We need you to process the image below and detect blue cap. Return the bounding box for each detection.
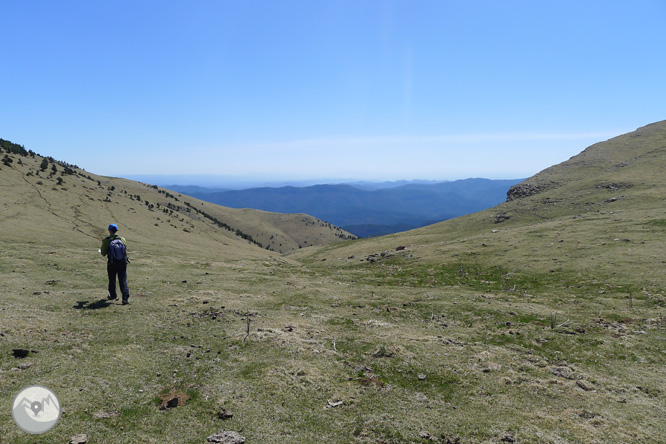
[108,224,118,232]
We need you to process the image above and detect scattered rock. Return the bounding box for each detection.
[552,366,575,380]
[372,346,396,358]
[396,246,406,251]
[441,338,464,347]
[419,431,434,440]
[506,182,547,201]
[326,400,343,408]
[16,362,32,370]
[576,380,594,391]
[93,410,120,419]
[418,373,427,380]
[69,434,88,444]
[12,348,31,358]
[494,212,511,223]
[217,408,234,420]
[501,435,516,443]
[598,182,633,191]
[206,430,246,444]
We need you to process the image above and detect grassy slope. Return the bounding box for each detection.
[287,120,666,442]
[0,152,355,256]
[1,123,665,444]
[292,120,666,282]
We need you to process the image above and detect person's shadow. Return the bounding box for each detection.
[73,299,113,310]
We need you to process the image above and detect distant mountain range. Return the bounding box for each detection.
[168,178,523,237]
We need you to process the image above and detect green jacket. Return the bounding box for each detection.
[101,234,127,259]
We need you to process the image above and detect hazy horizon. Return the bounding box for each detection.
[120,173,527,190]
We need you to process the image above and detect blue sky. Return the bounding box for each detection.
[1,1,664,184]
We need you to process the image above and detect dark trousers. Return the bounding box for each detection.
[107,261,130,300]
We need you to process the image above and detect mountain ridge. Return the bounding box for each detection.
[0,142,356,255]
[291,120,666,284]
[176,178,522,237]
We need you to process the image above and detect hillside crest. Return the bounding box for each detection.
[0,140,356,256]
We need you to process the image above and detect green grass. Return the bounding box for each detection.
[2,234,666,443]
[3,123,666,442]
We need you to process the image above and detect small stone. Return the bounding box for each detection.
[206,430,246,444]
[217,408,234,420]
[418,373,427,380]
[552,366,574,380]
[419,431,433,440]
[93,410,119,419]
[69,434,88,444]
[576,380,593,391]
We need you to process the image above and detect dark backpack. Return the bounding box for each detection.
[108,238,127,264]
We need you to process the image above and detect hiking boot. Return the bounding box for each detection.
[108,294,118,301]
[122,298,129,305]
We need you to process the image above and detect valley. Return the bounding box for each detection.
[169,178,522,238]
[1,122,666,443]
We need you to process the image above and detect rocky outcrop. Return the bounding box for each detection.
[505,182,545,202]
[206,431,245,444]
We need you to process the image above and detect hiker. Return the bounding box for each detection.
[100,223,130,305]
